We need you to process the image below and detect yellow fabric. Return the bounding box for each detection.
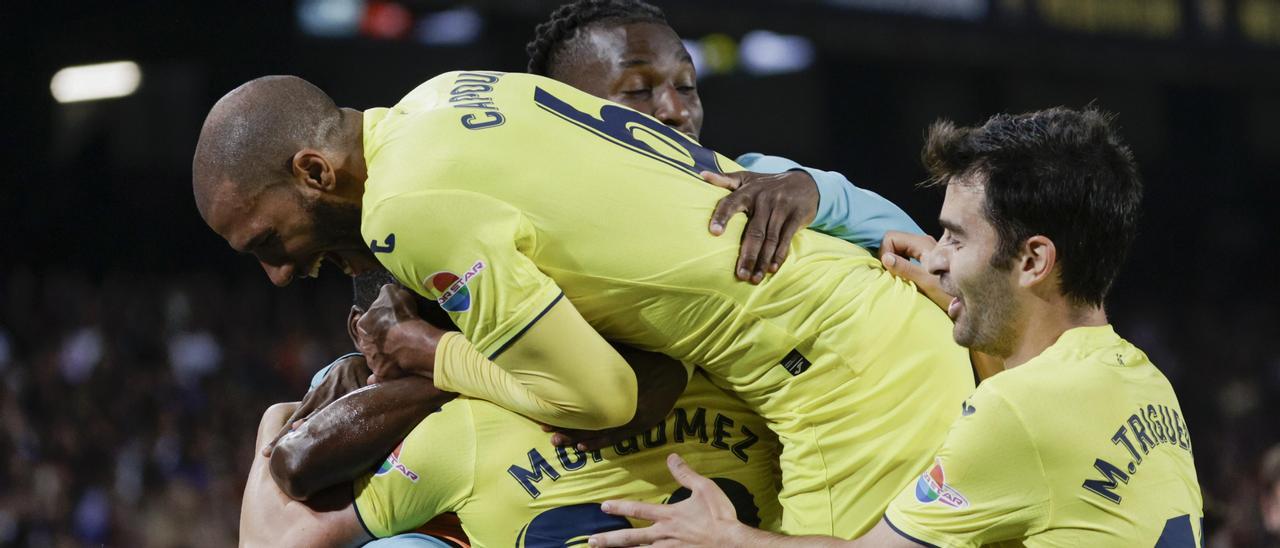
[434,307,638,430]
[352,373,783,544]
[361,70,973,536]
[885,325,1203,547]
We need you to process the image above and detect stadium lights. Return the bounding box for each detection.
[740,31,815,76]
[50,61,142,104]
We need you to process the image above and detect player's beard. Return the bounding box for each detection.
[305,196,362,250]
[952,263,1021,357]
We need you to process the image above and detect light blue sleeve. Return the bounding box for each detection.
[735,153,924,250]
[309,352,362,390]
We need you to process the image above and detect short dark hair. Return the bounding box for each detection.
[526,0,667,77]
[352,270,398,311]
[352,271,459,331]
[923,107,1143,307]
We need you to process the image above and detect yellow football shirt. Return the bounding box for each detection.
[353,373,782,545]
[884,325,1202,547]
[361,70,973,535]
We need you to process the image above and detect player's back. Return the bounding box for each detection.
[353,373,782,547]
[362,71,972,535]
[1001,326,1202,545]
[885,325,1202,547]
[362,70,969,413]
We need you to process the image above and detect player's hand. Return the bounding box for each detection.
[589,453,743,547]
[356,284,443,384]
[878,231,950,311]
[705,170,819,285]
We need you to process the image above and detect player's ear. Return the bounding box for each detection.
[1018,235,1057,289]
[347,306,363,349]
[290,148,336,192]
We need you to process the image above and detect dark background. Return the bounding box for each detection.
[3,0,1279,545]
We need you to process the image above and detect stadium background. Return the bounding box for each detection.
[3,0,1280,545]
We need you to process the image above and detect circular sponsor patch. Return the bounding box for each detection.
[429,272,471,312]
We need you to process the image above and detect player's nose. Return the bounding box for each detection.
[925,246,949,277]
[654,85,694,136]
[261,261,295,287]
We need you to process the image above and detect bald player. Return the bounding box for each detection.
[193,76,642,434]
[193,72,972,536]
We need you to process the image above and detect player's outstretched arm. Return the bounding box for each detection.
[270,376,454,501]
[587,454,916,548]
[355,282,639,431]
[547,345,691,451]
[433,297,640,430]
[241,402,371,548]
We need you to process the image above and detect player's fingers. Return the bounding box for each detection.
[666,453,713,492]
[881,252,930,282]
[882,253,950,310]
[736,202,770,281]
[709,192,750,236]
[600,499,670,522]
[588,524,663,548]
[878,231,936,262]
[769,216,805,273]
[751,203,790,283]
[701,170,743,191]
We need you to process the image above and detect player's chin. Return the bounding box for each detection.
[952,320,976,348]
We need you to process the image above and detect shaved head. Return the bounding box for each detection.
[192,75,343,217]
[193,75,378,287]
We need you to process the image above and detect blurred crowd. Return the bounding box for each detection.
[0,267,351,547]
[1,257,1278,546]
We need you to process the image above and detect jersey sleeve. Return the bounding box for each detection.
[883,384,1051,548]
[362,189,565,358]
[353,401,477,538]
[735,152,924,250]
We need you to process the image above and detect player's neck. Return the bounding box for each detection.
[339,108,369,191]
[1004,298,1108,369]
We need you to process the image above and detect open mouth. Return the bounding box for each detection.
[298,252,355,279]
[947,296,963,320]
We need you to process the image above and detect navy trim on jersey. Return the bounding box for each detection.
[488,292,564,360]
[352,483,378,539]
[883,516,940,548]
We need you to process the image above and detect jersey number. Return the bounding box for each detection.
[1154,514,1203,548]
[533,86,723,178]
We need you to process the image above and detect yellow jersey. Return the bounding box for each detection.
[353,373,782,546]
[885,325,1203,547]
[360,71,973,535]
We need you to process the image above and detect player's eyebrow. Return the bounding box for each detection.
[236,230,271,254]
[938,218,966,237]
[618,58,652,68]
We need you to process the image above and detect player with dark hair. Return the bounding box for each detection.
[239,270,783,547]
[590,107,1204,547]
[526,0,926,284]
